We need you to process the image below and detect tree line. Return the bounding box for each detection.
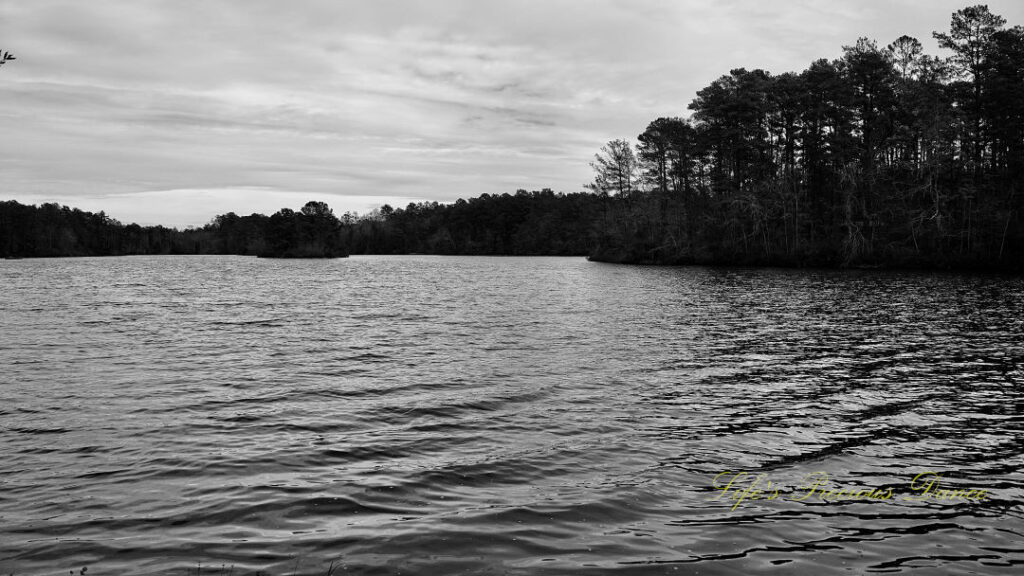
[0,191,604,258]
[587,4,1024,269]
[340,190,601,255]
[0,200,348,258]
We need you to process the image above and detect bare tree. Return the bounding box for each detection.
[588,139,639,197]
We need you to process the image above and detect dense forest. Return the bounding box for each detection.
[2,5,1022,270]
[587,4,1024,269]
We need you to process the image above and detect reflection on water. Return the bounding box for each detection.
[1,256,1023,575]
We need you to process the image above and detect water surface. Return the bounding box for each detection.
[2,255,1023,575]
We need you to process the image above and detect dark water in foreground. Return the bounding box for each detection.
[2,255,1023,575]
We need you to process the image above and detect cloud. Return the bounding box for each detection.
[1,0,1023,226]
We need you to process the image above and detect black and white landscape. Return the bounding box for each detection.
[1,2,1023,575]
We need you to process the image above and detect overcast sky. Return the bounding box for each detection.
[2,1,1023,227]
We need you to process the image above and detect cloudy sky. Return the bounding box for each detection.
[2,0,1023,227]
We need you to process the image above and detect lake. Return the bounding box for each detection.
[2,255,1023,575]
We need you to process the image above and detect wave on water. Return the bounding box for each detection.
[1,256,1023,575]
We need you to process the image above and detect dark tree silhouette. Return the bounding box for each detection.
[589,4,1023,270]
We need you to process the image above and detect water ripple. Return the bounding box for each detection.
[1,256,1022,575]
